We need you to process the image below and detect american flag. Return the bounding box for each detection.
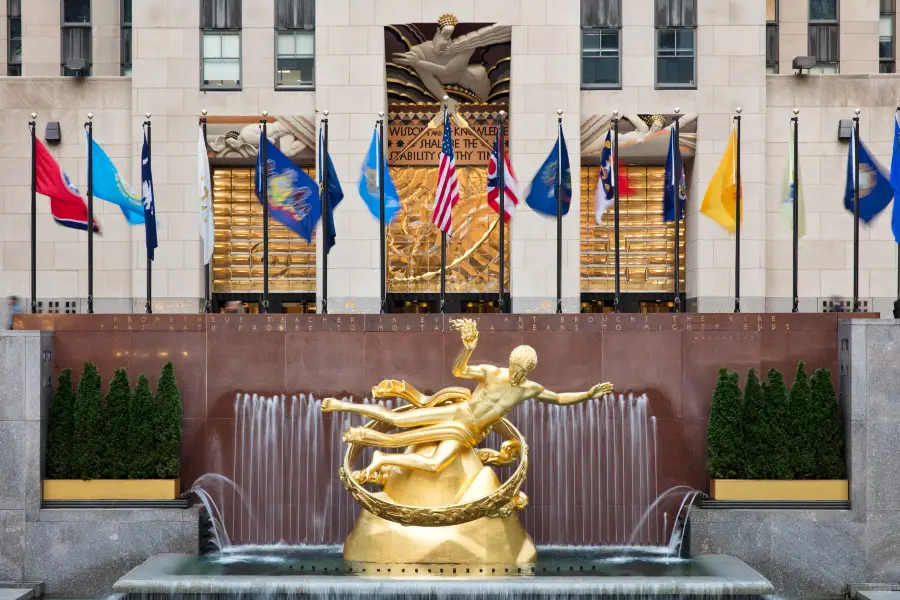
[487,134,519,222]
[432,111,460,235]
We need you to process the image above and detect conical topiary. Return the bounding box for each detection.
[102,368,132,479]
[46,369,76,479]
[153,362,182,479]
[763,368,793,479]
[130,375,155,479]
[786,361,815,478]
[707,368,744,479]
[811,368,846,479]
[741,368,768,479]
[73,362,103,479]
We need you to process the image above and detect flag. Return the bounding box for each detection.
[34,138,99,233]
[700,126,741,232]
[86,134,144,225]
[318,127,345,253]
[525,125,572,217]
[663,128,687,222]
[487,134,519,222]
[844,126,893,223]
[432,111,460,235]
[198,126,214,266]
[141,132,158,261]
[781,120,805,237]
[255,131,322,244]
[358,128,401,223]
[891,113,900,242]
[595,128,615,224]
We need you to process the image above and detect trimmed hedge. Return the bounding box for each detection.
[707,362,845,480]
[45,362,182,481]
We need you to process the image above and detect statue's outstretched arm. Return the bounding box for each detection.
[449,318,485,380]
[536,382,613,406]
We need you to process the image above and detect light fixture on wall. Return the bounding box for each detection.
[837,119,853,141]
[45,122,62,144]
[792,56,816,74]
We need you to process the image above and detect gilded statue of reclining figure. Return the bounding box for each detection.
[322,318,613,483]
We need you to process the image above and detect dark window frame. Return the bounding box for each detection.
[200,0,242,91]
[274,0,315,91]
[654,0,697,89]
[7,0,21,76]
[120,0,131,76]
[581,0,622,89]
[767,0,779,73]
[60,0,92,76]
[808,0,839,73]
[880,0,896,73]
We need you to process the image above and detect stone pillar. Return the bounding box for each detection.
[0,331,53,581]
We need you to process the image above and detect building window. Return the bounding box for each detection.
[201,0,242,89]
[808,0,839,73]
[275,0,315,89]
[581,0,621,88]
[61,0,91,76]
[880,0,896,73]
[766,0,779,74]
[7,0,21,76]
[121,0,131,76]
[655,0,696,88]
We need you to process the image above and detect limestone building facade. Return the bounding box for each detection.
[0,0,898,316]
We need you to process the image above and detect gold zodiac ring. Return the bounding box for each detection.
[339,405,530,527]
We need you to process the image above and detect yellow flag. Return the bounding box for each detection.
[700,128,742,232]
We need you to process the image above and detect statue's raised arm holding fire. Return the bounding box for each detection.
[322,318,613,483]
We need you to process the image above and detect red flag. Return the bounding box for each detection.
[487,136,519,222]
[35,138,100,233]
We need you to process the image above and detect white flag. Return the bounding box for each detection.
[198,126,214,265]
[595,129,615,224]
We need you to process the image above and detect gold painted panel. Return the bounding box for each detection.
[580,166,685,293]
[212,166,317,294]
[387,166,509,294]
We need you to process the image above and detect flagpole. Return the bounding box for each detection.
[896,107,900,310]
[556,109,563,315]
[377,112,386,314]
[498,109,507,313]
[734,107,742,314]
[321,110,330,315]
[29,113,37,314]
[792,108,800,313]
[261,111,269,314]
[440,96,449,315]
[853,108,861,313]
[144,113,152,314]
[85,113,94,315]
[200,110,211,313]
[612,110,621,312]
[673,107,681,314]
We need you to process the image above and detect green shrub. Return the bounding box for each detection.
[741,368,767,479]
[46,369,75,479]
[72,363,103,479]
[153,362,182,479]
[707,368,744,479]
[786,362,816,479]
[129,375,156,479]
[811,368,846,479]
[102,368,132,479]
[763,369,793,479]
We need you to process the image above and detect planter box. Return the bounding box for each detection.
[42,479,180,501]
[710,479,848,501]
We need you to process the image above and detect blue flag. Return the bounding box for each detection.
[844,126,892,223]
[318,127,344,253]
[525,124,572,217]
[87,134,144,225]
[891,114,900,242]
[141,133,158,261]
[358,128,401,223]
[255,131,321,244]
[664,129,687,222]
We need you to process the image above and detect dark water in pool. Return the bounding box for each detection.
[185,546,701,578]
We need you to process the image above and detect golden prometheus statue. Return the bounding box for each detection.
[322,318,613,565]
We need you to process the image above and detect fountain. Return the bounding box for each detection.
[114,319,773,598]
